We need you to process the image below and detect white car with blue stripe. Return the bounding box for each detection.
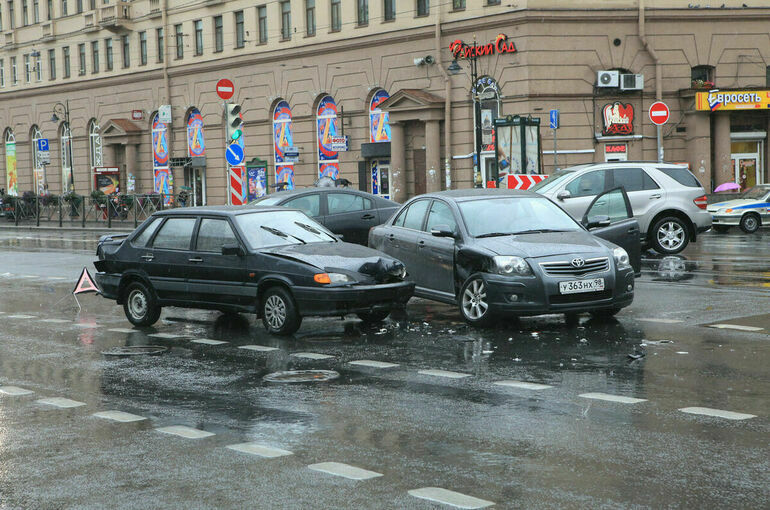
[707,185,770,233]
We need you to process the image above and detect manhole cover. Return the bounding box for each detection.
[263,370,340,383]
[101,346,169,356]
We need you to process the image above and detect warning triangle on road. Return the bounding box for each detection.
[73,267,101,295]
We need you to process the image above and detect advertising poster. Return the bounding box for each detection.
[5,141,17,196]
[481,109,494,147]
[152,114,169,168]
[524,124,540,174]
[247,166,267,201]
[369,90,391,143]
[495,125,512,178]
[273,100,295,189]
[186,109,206,157]
[510,125,522,174]
[316,95,340,179]
[96,173,119,194]
[154,168,172,197]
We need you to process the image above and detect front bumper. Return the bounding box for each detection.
[292,280,415,317]
[482,267,635,316]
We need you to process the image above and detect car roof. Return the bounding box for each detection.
[414,189,541,202]
[154,205,289,216]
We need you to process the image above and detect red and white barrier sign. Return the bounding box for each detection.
[229,166,245,205]
[505,174,549,190]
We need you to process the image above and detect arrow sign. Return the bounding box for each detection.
[216,78,234,100]
[649,101,670,126]
[225,142,244,166]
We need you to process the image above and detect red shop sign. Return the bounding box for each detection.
[450,34,516,59]
[602,102,634,136]
[605,144,627,154]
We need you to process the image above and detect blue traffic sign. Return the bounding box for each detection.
[549,109,559,130]
[225,142,244,166]
[37,138,49,151]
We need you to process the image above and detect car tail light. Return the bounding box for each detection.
[693,195,708,209]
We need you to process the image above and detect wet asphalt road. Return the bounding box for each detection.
[0,228,768,509]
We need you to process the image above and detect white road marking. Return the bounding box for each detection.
[74,323,99,329]
[493,380,553,390]
[19,275,37,278]
[148,333,184,339]
[579,392,647,404]
[190,339,229,345]
[46,277,67,280]
[418,369,471,379]
[708,324,764,332]
[679,407,756,420]
[408,487,495,509]
[6,314,35,319]
[636,318,684,324]
[0,386,35,396]
[36,397,87,408]
[92,410,147,423]
[155,425,215,439]
[349,360,400,369]
[291,352,334,360]
[226,442,293,458]
[40,319,72,324]
[308,462,383,480]
[108,328,137,333]
[238,345,279,352]
[676,351,689,355]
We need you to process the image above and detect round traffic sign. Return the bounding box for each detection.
[649,101,670,126]
[225,142,244,166]
[216,79,234,100]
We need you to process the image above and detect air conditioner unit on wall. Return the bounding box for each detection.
[620,74,644,91]
[597,70,620,88]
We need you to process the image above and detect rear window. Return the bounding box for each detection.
[657,167,701,188]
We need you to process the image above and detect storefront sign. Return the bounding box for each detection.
[605,144,627,154]
[450,34,516,59]
[94,166,120,174]
[696,90,770,111]
[602,102,634,136]
[330,135,349,152]
[131,110,144,121]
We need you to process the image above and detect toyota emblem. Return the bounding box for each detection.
[571,257,585,268]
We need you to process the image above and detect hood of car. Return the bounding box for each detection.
[707,199,769,212]
[262,242,405,281]
[474,231,608,258]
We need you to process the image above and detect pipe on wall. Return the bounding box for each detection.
[638,0,662,101]
[435,12,452,189]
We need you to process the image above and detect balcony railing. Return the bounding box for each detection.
[99,1,132,31]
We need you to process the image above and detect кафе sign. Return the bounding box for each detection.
[696,90,770,111]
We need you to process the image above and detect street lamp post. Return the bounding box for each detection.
[448,41,483,188]
[51,100,74,192]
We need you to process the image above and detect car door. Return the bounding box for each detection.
[415,199,457,296]
[187,217,250,306]
[582,187,642,274]
[323,192,377,245]
[609,167,665,225]
[558,169,609,219]
[143,216,198,301]
[282,193,322,220]
[379,199,431,281]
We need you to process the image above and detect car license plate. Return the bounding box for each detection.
[559,278,605,294]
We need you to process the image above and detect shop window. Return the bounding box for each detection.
[691,65,714,88]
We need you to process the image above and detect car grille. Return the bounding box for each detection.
[549,289,613,305]
[539,257,609,277]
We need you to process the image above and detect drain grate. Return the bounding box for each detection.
[101,345,169,356]
[263,370,340,383]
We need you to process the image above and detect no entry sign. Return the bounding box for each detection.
[649,101,670,126]
[216,79,234,100]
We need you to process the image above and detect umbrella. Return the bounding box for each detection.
[713,182,741,192]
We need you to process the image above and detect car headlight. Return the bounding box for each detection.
[493,256,532,276]
[613,247,631,270]
[313,272,354,284]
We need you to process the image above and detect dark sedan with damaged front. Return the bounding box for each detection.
[94,206,413,335]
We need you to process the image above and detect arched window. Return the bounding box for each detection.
[4,128,18,196]
[272,100,295,189]
[60,122,73,192]
[31,125,45,194]
[316,94,340,179]
[369,89,391,143]
[88,119,102,168]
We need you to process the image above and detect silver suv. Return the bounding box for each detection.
[532,162,712,254]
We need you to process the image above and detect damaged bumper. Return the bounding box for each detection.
[292,281,415,316]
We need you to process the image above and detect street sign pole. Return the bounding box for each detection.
[657,126,663,162]
[550,109,559,170]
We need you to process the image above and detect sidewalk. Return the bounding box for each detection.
[0,221,134,232]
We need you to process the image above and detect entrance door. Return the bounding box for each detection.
[371,159,391,200]
[413,149,426,196]
[733,155,759,190]
[184,167,206,206]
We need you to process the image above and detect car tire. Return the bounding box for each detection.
[713,225,730,234]
[356,310,390,323]
[459,276,494,327]
[261,286,302,336]
[122,281,161,327]
[589,308,621,320]
[650,216,689,254]
[739,213,760,234]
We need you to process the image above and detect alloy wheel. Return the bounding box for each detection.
[264,295,287,329]
[462,279,488,320]
[128,289,148,320]
[657,221,685,251]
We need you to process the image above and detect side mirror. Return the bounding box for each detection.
[221,244,244,256]
[556,190,571,201]
[430,224,456,238]
[584,215,612,229]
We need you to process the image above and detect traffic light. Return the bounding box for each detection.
[224,103,243,143]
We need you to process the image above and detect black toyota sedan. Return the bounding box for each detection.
[94,206,414,335]
[249,188,400,245]
[369,188,641,326]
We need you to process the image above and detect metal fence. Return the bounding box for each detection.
[0,194,191,229]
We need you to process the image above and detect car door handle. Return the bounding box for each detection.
[418,240,426,249]
[361,213,375,220]
[650,194,662,199]
[140,254,154,261]
[387,234,395,242]
[188,257,203,263]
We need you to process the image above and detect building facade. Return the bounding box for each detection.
[2,0,770,204]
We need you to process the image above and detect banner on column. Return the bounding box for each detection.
[229,166,245,205]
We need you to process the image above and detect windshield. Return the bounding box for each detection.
[741,186,770,200]
[235,210,336,249]
[458,197,581,237]
[529,169,576,193]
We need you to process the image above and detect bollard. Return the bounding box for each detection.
[58,198,63,227]
[81,198,86,228]
[36,195,40,227]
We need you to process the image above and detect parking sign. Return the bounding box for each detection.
[36,138,51,165]
[37,138,49,151]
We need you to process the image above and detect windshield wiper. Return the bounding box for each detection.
[476,232,517,238]
[511,229,572,235]
[294,221,336,241]
[260,225,306,244]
